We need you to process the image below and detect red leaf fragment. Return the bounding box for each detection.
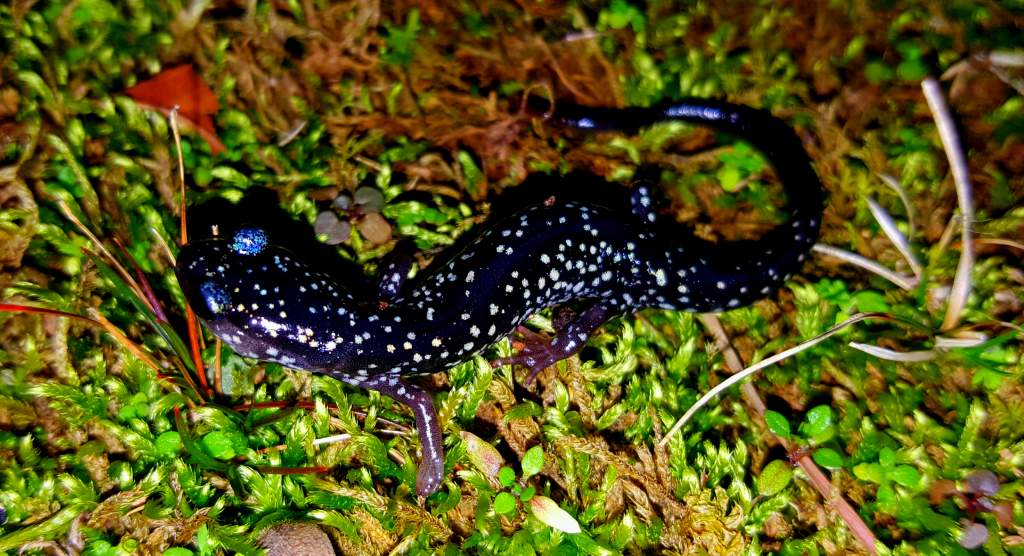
[124,64,225,154]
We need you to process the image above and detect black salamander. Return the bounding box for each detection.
[175,99,824,496]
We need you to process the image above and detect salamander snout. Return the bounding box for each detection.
[176,241,232,322]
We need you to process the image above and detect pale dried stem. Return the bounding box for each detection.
[922,78,974,331]
[169,107,188,245]
[876,173,917,241]
[812,244,917,290]
[866,197,923,278]
[150,226,177,266]
[848,342,937,362]
[975,238,1024,251]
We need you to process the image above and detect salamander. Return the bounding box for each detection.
[175,99,824,496]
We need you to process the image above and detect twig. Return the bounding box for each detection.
[214,339,223,396]
[169,106,188,245]
[975,238,1024,251]
[922,78,974,331]
[150,226,177,266]
[169,106,210,397]
[276,120,307,147]
[694,314,880,555]
[812,244,918,290]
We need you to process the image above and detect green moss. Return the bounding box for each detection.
[1,1,1022,554]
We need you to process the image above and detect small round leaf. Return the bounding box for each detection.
[357,213,392,245]
[800,405,835,442]
[460,431,504,481]
[155,431,182,457]
[812,448,844,469]
[201,431,235,460]
[891,465,921,488]
[529,495,581,534]
[494,492,517,515]
[354,186,385,213]
[960,522,989,549]
[764,410,791,438]
[521,445,544,478]
[498,466,516,488]
[756,459,793,496]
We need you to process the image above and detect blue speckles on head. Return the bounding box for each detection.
[231,227,268,256]
[199,281,230,316]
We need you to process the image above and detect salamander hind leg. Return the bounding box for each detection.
[493,304,614,385]
[365,375,445,496]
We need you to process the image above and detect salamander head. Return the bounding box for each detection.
[176,226,356,370]
[176,227,272,323]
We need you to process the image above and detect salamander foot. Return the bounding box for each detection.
[493,304,614,386]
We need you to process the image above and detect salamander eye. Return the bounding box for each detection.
[231,227,268,255]
[199,281,231,316]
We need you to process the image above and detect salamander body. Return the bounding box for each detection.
[176,99,824,495]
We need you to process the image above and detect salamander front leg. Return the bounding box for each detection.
[493,304,614,385]
[365,375,444,496]
[376,252,414,302]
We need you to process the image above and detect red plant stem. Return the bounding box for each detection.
[0,303,97,323]
[252,465,330,475]
[185,304,211,397]
[114,238,170,323]
[699,314,879,555]
[214,339,222,396]
[234,400,327,411]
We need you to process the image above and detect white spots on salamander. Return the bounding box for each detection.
[186,192,816,387]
